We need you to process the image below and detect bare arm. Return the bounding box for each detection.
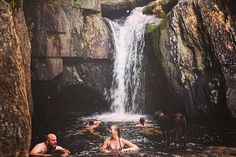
[55,146,70,157]
[121,139,139,153]
[100,138,111,153]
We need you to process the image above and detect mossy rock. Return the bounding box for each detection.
[143,0,178,18]
[145,18,168,60]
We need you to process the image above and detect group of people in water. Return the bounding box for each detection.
[30,117,153,156]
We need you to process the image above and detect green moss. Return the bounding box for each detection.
[93,17,103,32]
[82,35,90,47]
[71,1,83,9]
[145,17,168,60]
[146,24,159,34]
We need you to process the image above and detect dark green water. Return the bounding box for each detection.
[31,113,236,156]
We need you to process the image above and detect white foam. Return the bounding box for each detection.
[83,112,147,122]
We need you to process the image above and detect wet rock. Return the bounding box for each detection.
[204,146,236,157]
[31,58,63,81]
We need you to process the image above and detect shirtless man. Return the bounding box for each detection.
[101,124,139,154]
[30,133,70,157]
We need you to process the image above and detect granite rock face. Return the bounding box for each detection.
[0,0,32,156]
[24,0,113,115]
[147,0,236,119]
[24,0,113,91]
[101,0,154,18]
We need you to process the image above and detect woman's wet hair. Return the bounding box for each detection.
[117,127,121,138]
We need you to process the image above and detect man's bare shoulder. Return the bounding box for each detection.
[34,142,46,148]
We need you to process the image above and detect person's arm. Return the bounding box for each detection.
[134,124,143,127]
[30,144,52,157]
[121,139,139,153]
[95,120,101,124]
[55,146,70,157]
[94,121,101,128]
[100,138,111,153]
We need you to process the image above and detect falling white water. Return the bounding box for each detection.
[106,7,158,115]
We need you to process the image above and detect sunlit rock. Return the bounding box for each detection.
[147,0,236,119]
[0,0,32,156]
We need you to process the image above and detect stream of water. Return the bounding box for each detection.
[107,7,159,114]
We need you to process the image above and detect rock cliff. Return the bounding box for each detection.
[146,0,236,120]
[0,0,32,156]
[23,0,113,115]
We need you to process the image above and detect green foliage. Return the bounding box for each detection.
[71,1,82,9]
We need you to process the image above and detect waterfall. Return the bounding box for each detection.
[106,7,158,114]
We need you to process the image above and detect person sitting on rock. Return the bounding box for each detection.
[30,133,70,157]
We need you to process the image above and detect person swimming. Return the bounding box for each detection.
[100,124,139,154]
[65,120,102,138]
[30,133,70,157]
[85,120,101,131]
[135,117,153,128]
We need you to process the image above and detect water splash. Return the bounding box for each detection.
[84,112,145,122]
[106,7,158,114]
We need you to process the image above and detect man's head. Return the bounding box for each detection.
[139,117,145,125]
[45,133,57,149]
[88,120,94,126]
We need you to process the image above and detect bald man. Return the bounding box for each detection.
[30,133,70,156]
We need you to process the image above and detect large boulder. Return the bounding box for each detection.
[0,0,32,156]
[147,0,236,120]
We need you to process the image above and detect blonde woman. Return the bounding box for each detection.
[101,124,139,153]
